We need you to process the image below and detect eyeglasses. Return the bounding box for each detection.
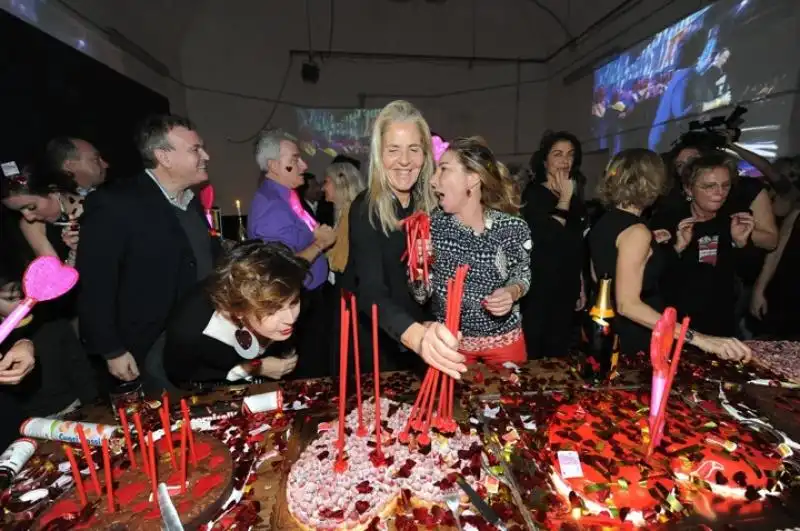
[696,182,731,193]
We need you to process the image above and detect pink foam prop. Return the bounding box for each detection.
[432,135,449,163]
[0,257,78,345]
[199,184,215,210]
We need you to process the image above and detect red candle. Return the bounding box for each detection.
[117,408,137,469]
[159,408,176,469]
[180,399,197,466]
[161,392,174,467]
[132,412,150,480]
[179,421,188,494]
[402,368,434,438]
[148,432,157,508]
[63,445,88,506]
[162,391,170,423]
[335,307,350,473]
[75,425,102,495]
[101,438,114,513]
[337,296,347,448]
[349,294,367,437]
[371,304,384,462]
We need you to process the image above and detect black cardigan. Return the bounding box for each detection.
[76,173,221,361]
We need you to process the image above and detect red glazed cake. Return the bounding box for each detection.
[34,432,234,530]
[547,390,785,527]
[286,398,482,530]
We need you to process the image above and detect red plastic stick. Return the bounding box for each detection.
[118,408,137,469]
[417,370,441,446]
[647,317,690,457]
[63,445,87,506]
[159,408,176,469]
[132,412,149,480]
[179,421,187,494]
[75,425,102,496]
[148,432,157,508]
[335,307,350,473]
[180,399,197,466]
[402,368,434,440]
[349,294,367,437]
[411,368,436,432]
[371,304,385,464]
[101,438,114,513]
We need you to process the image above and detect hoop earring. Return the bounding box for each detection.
[234,323,260,359]
[686,195,693,203]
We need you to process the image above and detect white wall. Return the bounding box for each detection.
[9,0,799,211]
[180,0,555,214]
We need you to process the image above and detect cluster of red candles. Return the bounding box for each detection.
[399,265,469,446]
[646,308,690,457]
[334,293,384,473]
[400,212,432,285]
[63,394,199,512]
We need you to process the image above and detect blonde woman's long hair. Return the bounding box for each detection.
[367,100,437,236]
[325,161,366,223]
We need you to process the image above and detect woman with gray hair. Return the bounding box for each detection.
[322,161,366,281]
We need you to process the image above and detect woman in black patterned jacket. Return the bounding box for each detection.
[424,137,532,366]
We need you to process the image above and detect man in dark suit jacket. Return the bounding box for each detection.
[298,172,334,226]
[77,115,220,387]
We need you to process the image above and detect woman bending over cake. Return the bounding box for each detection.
[424,137,532,366]
[588,149,750,362]
[163,241,309,384]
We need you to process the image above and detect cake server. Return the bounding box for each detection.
[456,477,507,531]
[157,482,185,531]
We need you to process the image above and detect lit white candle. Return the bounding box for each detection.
[235,199,242,217]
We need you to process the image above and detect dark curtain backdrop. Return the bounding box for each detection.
[0,9,170,181]
[0,9,170,279]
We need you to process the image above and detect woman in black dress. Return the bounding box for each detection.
[521,131,586,358]
[651,152,776,336]
[343,100,466,380]
[589,148,750,361]
[164,241,307,384]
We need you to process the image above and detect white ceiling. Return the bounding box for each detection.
[59,0,635,73]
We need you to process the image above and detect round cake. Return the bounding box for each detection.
[34,432,234,530]
[286,398,482,530]
[547,390,785,527]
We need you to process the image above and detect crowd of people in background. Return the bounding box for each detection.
[1,98,798,449]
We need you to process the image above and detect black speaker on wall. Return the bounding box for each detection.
[0,10,170,182]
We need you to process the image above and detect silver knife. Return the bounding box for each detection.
[157,482,185,531]
[456,477,507,531]
[481,415,540,531]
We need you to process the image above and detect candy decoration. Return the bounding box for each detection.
[0,257,78,345]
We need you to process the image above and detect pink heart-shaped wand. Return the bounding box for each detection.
[0,257,79,346]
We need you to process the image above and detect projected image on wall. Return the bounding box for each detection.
[591,0,797,156]
[295,108,380,159]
